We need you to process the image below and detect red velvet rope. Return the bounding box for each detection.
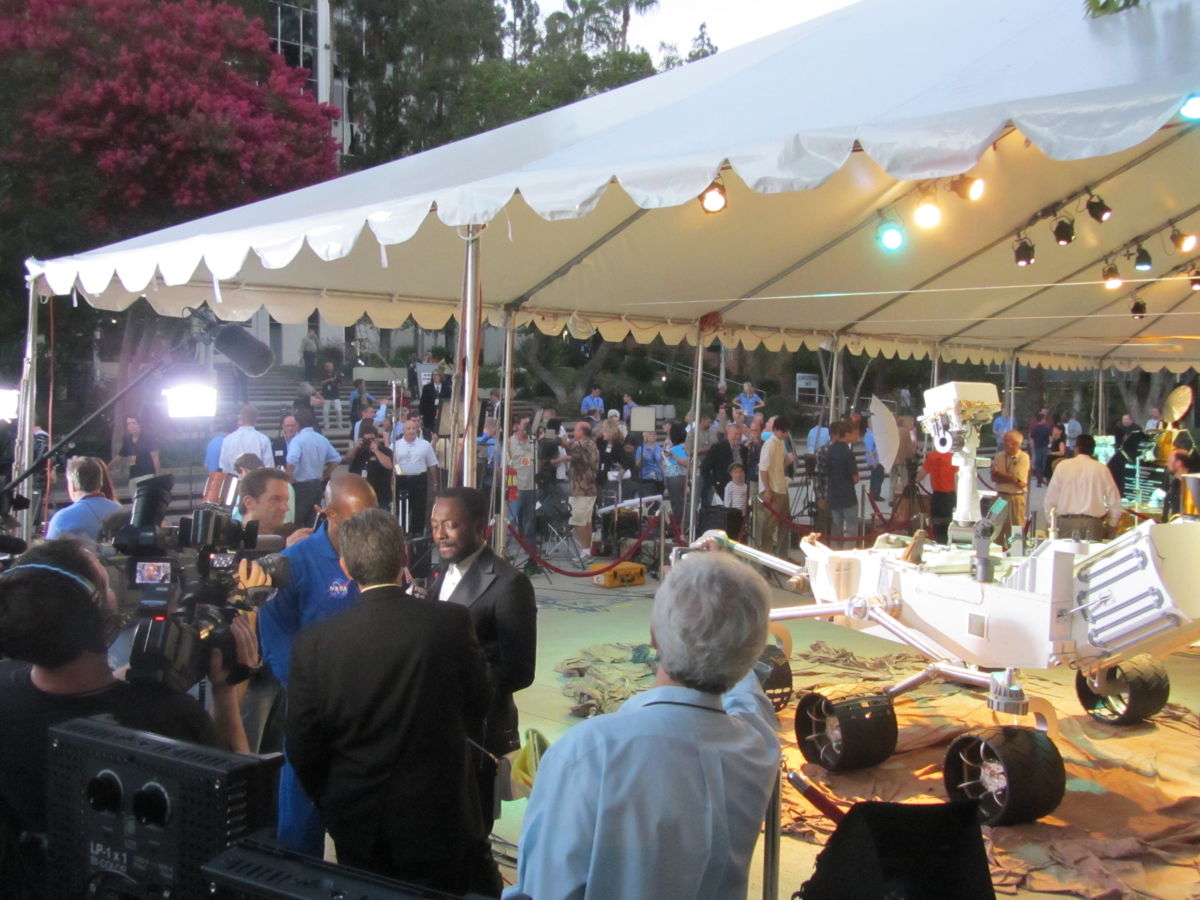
[506,516,660,578]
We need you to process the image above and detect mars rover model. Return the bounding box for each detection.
[706,382,1200,826]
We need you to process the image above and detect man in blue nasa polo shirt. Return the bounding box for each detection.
[258,472,378,855]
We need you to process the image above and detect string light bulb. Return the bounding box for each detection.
[876,214,905,252]
[1130,297,1147,319]
[949,175,985,202]
[1170,227,1197,253]
[698,179,727,214]
[1102,262,1123,289]
[913,191,942,229]
[1052,217,1075,246]
[1086,193,1113,223]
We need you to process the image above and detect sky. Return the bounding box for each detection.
[544,0,865,61]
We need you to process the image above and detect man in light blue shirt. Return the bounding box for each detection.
[580,386,605,419]
[507,550,780,900]
[806,421,831,454]
[46,457,123,540]
[286,407,341,527]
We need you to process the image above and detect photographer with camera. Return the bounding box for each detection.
[342,422,393,508]
[0,539,255,898]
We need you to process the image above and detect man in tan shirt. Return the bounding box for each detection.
[990,429,1030,544]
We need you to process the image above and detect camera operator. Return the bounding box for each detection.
[0,540,255,898]
[341,422,393,509]
[237,466,293,538]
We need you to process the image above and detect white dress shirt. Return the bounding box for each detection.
[438,544,485,601]
[1043,454,1123,525]
[219,426,275,473]
[392,436,439,475]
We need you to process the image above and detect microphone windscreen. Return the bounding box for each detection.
[0,535,29,555]
[214,325,275,377]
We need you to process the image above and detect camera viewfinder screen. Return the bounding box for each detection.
[134,561,172,585]
[210,551,237,569]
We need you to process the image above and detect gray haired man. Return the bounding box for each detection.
[508,550,780,899]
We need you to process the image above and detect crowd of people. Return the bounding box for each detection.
[5,355,1200,898]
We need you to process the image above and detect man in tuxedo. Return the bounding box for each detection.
[429,487,537,831]
[286,508,500,896]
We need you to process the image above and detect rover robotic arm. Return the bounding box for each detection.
[919,382,1002,531]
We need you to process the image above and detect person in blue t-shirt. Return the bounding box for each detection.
[46,457,123,541]
[256,473,377,855]
[580,386,605,419]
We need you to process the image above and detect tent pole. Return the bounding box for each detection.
[457,226,483,487]
[14,283,39,542]
[687,325,705,542]
[930,349,941,389]
[1005,359,1016,424]
[495,311,516,554]
[828,342,840,423]
[1097,367,1107,434]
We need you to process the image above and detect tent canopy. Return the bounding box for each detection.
[26,0,1200,371]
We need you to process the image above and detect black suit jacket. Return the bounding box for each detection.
[429,545,537,755]
[286,585,497,894]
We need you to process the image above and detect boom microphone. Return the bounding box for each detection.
[213,324,275,377]
[186,307,275,377]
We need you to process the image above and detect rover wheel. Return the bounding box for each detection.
[794,691,897,772]
[1075,655,1170,725]
[943,726,1065,826]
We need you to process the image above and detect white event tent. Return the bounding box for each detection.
[19,0,1200,492]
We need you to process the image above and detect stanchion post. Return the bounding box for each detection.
[762,766,782,900]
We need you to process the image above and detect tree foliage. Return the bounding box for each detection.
[335,0,505,167]
[0,0,339,250]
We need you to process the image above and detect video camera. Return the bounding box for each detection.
[119,475,290,694]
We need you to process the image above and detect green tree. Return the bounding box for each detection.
[336,0,505,167]
[687,22,718,61]
[545,0,616,54]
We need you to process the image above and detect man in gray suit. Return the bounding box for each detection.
[428,487,537,832]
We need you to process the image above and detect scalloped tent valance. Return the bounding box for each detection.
[26,0,1200,371]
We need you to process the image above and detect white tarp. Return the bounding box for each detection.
[25,0,1200,370]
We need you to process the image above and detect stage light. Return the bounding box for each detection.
[1102,262,1123,290]
[1191,269,1200,291]
[913,192,942,229]
[1052,217,1076,246]
[1170,227,1197,253]
[949,175,985,202]
[0,389,18,420]
[1133,245,1153,271]
[1013,235,1036,266]
[1130,297,1147,319]
[163,384,218,418]
[876,218,905,252]
[699,179,727,214]
[1086,193,1113,223]
[1181,94,1200,120]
